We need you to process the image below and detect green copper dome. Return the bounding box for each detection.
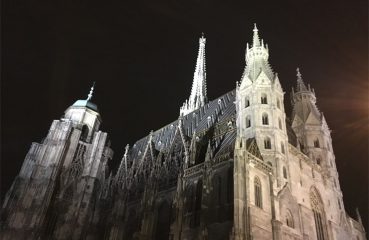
[72,100,98,112]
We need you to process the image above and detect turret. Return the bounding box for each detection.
[291,68,328,160]
[291,68,343,208]
[64,83,101,142]
[236,24,289,188]
[237,24,288,162]
[180,34,208,116]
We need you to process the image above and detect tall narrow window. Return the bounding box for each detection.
[316,158,321,165]
[261,94,268,104]
[194,180,203,227]
[314,139,320,148]
[227,168,233,204]
[213,176,222,206]
[281,142,285,154]
[264,137,271,149]
[254,176,262,209]
[262,113,269,125]
[310,188,328,240]
[277,99,281,109]
[283,166,287,179]
[246,116,251,128]
[286,210,294,228]
[278,118,283,130]
[245,97,250,108]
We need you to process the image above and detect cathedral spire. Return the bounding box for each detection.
[252,23,261,47]
[86,82,95,101]
[295,68,308,92]
[180,34,207,116]
[242,24,273,84]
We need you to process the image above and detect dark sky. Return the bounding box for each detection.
[2,0,368,232]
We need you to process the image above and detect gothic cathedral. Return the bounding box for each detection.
[1,25,366,240]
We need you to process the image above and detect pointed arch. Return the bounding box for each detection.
[277,98,281,109]
[283,166,287,179]
[254,176,262,209]
[246,116,251,128]
[310,187,328,240]
[245,97,250,108]
[281,142,285,154]
[227,167,233,204]
[264,137,271,149]
[314,138,320,148]
[194,179,203,227]
[261,93,268,104]
[285,209,294,228]
[213,175,222,206]
[278,118,283,130]
[262,113,269,125]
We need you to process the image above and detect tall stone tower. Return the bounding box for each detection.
[290,69,347,232]
[236,24,289,185]
[1,85,113,240]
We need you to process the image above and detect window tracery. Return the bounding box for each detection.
[254,176,262,208]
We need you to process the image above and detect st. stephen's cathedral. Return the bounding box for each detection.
[1,25,366,240]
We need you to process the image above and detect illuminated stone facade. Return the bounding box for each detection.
[1,25,366,240]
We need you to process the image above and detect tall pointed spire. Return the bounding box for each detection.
[180,34,208,116]
[295,68,308,92]
[86,82,95,101]
[252,23,261,47]
[242,24,273,84]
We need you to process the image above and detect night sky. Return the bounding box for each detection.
[2,0,368,232]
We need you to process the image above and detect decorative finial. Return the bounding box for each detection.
[296,68,302,80]
[252,23,260,47]
[124,144,129,156]
[201,32,205,38]
[87,82,95,101]
[253,23,258,31]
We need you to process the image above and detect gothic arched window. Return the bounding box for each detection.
[213,176,222,206]
[262,113,269,125]
[80,125,89,141]
[254,176,262,208]
[227,168,233,203]
[264,137,271,149]
[281,142,285,154]
[246,116,251,128]
[286,210,294,228]
[277,99,281,109]
[283,166,287,179]
[310,188,328,240]
[261,94,268,104]
[195,180,202,226]
[245,97,250,108]
[278,118,283,130]
[314,139,320,148]
[316,157,321,165]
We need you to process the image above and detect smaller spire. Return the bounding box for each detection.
[296,68,302,80]
[124,144,129,173]
[296,67,308,92]
[87,82,95,101]
[252,23,261,47]
[355,207,363,225]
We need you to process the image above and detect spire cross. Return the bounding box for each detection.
[87,82,95,101]
[252,23,260,47]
